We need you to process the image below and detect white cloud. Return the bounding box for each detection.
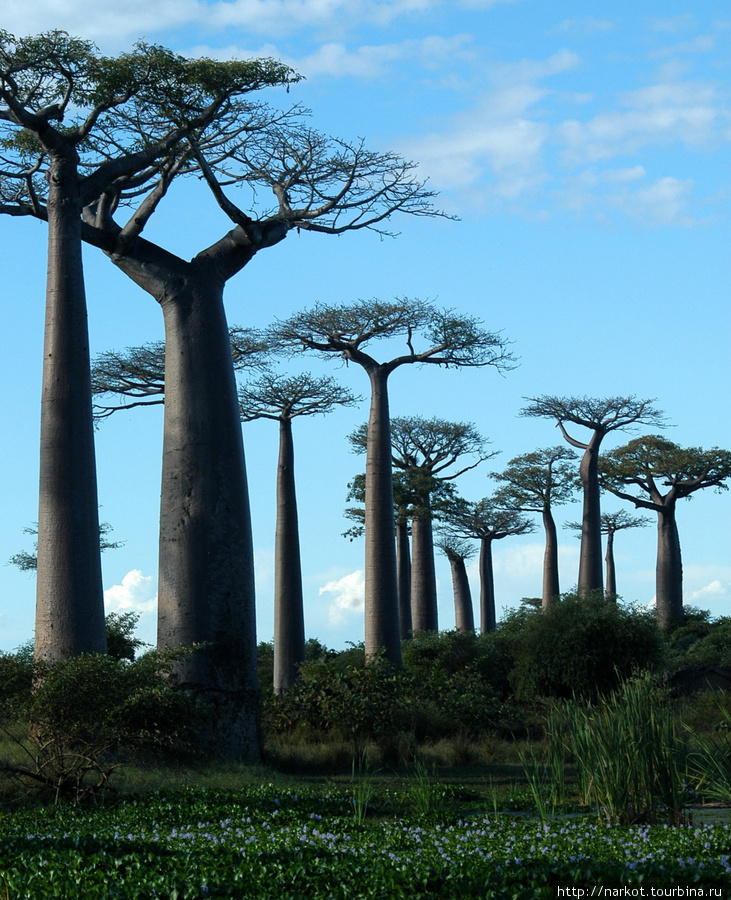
[104,569,157,614]
[319,569,365,625]
[612,176,695,226]
[690,579,730,602]
[555,18,615,36]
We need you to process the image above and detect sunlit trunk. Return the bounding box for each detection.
[578,440,603,597]
[157,267,259,759]
[35,151,106,661]
[449,554,474,632]
[395,519,412,640]
[655,505,683,631]
[364,367,401,664]
[273,416,305,695]
[410,511,438,633]
[605,530,617,598]
[541,507,560,610]
[479,537,496,633]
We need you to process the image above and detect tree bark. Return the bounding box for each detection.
[156,264,259,759]
[655,505,683,630]
[478,537,496,633]
[605,530,617,597]
[364,367,402,664]
[106,233,262,758]
[449,555,474,632]
[578,436,604,597]
[273,416,305,695]
[35,150,107,661]
[395,519,412,640]
[541,507,560,610]
[410,512,438,633]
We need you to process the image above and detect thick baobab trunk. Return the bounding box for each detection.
[35,152,107,661]
[605,529,617,597]
[448,553,474,632]
[410,512,438,633]
[273,416,305,695]
[395,519,412,640]
[478,537,496,633]
[157,267,259,759]
[655,506,683,631]
[364,367,401,664]
[578,439,603,597]
[541,507,560,610]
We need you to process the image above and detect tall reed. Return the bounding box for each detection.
[553,673,686,824]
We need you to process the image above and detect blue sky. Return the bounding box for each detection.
[1,1,730,651]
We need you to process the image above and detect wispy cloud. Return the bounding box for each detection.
[319,569,365,625]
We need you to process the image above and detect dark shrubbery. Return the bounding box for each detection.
[503,592,664,701]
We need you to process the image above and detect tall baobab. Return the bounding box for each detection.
[521,396,666,598]
[444,498,535,633]
[350,416,492,633]
[82,117,442,755]
[599,436,731,629]
[239,372,359,694]
[493,446,577,609]
[434,535,476,631]
[567,511,651,597]
[277,298,514,663]
[0,31,293,665]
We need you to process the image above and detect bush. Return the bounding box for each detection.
[0,650,204,803]
[505,592,664,701]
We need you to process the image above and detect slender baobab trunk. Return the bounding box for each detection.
[478,537,496,633]
[578,438,603,597]
[410,511,438,633]
[605,529,617,597]
[273,416,305,695]
[156,265,259,759]
[541,507,560,610]
[447,552,474,632]
[35,152,107,661]
[655,505,683,631]
[395,519,412,640]
[364,366,401,664]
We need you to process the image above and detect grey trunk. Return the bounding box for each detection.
[450,556,474,632]
[364,367,401,664]
[396,519,412,640]
[479,537,496,633]
[157,270,259,759]
[541,507,560,610]
[578,442,603,597]
[655,506,683,630]
[605,530,617,597]
[273,416,305,695]
[35,151,107,661]
[410,512,438,633]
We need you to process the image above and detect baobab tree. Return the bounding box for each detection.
[567,510,651,597]
[434,535,476,631]
[277,298,514,663]
[493,446,577,609]
[91,328,268,419]
[239,372,359,694]
[444,498,535,633]
[599,436,731,629]
[521,396,666,598]
[81,113,442,754]
[0,31,294,665]
[350,416,493,633]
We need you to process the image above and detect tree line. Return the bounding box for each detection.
[2,31,730,760]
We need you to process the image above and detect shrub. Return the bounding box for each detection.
[0,650,204,803]
[506,592,664,701]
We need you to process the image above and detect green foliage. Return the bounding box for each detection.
[551,673,686,824]
[665,611,731,670]
[0,650,203,802]
[104,612,148,662]
[504,592,664,701]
